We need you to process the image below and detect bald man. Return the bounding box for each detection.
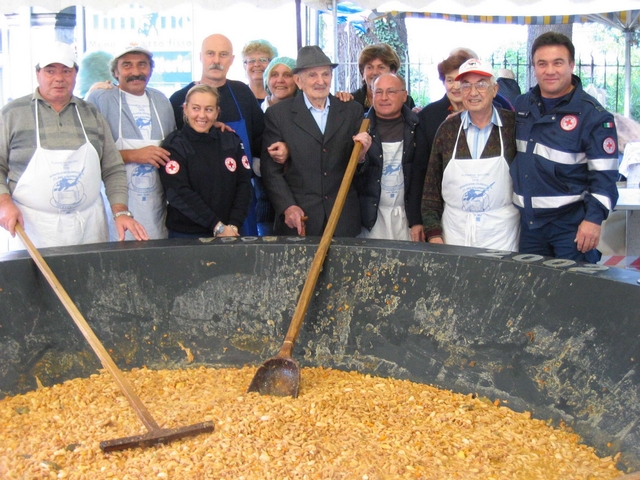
[169,34,265,235]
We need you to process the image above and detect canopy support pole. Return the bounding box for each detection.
[624,25,631,117]
[332,0,338,92]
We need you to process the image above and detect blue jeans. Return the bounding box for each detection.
[519,218,601,263]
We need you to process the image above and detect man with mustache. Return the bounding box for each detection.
[87,42,175,239]
[169,34,265,235]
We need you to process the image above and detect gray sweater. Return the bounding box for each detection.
[0,90,128,207]
[86,86,175,143]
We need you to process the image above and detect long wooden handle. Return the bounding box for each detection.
[16,224,160,432]
[279,119,370,355]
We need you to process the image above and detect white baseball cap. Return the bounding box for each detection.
[113,41,153,60]
[36,42,77,69]
[455,59,494,81]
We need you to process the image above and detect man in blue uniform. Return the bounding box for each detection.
[510,32,619,263]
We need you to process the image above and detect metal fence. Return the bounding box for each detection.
[339,53,640,120]
[404,55,640,121]
[487,53,638,117]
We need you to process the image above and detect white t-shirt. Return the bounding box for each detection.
[123,90,152,140]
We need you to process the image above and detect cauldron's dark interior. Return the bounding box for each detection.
[1,238,638,472]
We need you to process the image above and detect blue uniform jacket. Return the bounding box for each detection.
[510,75,618,229]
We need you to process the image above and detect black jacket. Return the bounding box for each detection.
[261,94,365,237]
[160,125,252,235]
[355,104,421,231]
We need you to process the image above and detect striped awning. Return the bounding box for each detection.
[375,10,640,30]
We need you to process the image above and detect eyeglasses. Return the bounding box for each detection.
[460,81,492,93]
[244,57,271,65]
[373,88,406,97]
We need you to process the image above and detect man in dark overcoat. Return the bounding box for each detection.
[261,46,371,237]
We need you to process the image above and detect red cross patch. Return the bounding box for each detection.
[241,155,251,170]
[165,160,180,175]
[225,158,237,172]
[560,115,578,131]
[602,137,617,155]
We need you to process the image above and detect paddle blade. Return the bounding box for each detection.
[247,358,300,398]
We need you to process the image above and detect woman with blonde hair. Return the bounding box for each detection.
[159,84,252,238]
[241,39,278,105]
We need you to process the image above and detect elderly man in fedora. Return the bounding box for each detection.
[261,45,371,237]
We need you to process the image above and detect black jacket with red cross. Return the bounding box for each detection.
[160,125,252,235]
[510,75,619,229]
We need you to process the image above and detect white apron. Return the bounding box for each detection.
[0,101,108,252]
[441,121,520,251]
[359,141,411,241]
[103,92,167,240]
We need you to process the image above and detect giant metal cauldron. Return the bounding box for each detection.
[1,238,639,472]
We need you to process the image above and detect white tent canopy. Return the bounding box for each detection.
[1,0,294,14]
[2,0,639,15]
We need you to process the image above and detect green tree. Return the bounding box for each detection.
[336,14,412,95]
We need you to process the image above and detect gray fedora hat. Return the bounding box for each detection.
[292,46,338,74]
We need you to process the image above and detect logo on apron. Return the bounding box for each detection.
[461,182,495,212]
[51,168,87,210]
[129,164,158,193]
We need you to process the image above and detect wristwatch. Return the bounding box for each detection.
[113,210,133,220]
[213,222,226,237]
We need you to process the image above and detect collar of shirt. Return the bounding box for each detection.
[461,107,501,159]
[33,88,77,110]
[303,93,330,134]
[461,107,502,130]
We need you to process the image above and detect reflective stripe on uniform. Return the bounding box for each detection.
[531,193,584,209]
[533,143,587,165]
[592,192,613,211]
[516,139,527,152]
[588,158,619,171]
[512,192,524,208]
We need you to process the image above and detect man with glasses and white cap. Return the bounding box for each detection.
[87,41,176,240]
[421,58,519,250]
[0,41,148,252]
